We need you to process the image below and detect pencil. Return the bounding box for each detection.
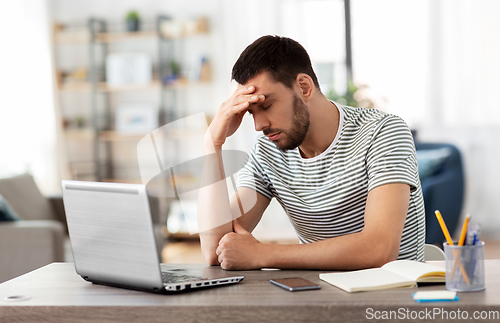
[435,210,470,284]
[435,210,453,245]
[458,214,471,246]
[451,214,471,282]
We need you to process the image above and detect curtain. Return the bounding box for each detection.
[428,0,500,127]
[0,0,63,193]
[421,0,500,236]
[351,0,500,237]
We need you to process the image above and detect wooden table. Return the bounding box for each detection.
[1,261,500,322]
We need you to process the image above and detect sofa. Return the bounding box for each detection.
[415,142,465,245]
[0,174,66,283]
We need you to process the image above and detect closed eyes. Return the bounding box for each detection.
[247,104,272,115]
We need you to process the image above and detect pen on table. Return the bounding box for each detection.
[450,214,470,281]
[434,210,470,284]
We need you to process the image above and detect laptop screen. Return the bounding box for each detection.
[62,180,163,289]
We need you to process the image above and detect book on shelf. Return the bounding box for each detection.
[319,260,445,293]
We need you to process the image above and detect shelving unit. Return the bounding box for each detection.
[53,16,211,183]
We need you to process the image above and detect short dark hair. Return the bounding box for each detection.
[231,35,320,89]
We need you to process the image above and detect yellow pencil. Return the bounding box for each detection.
[435,210,453,245]
[458,214,471,246]
[435,210,470,284]
[450,214,471,281]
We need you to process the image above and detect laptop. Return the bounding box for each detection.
[61,180,244,294]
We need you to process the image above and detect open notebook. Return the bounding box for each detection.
[319,260,445,293]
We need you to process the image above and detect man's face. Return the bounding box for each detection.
[242,72,310,151]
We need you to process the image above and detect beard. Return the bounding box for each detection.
[263,94,310,152]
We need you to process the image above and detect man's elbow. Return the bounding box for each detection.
[206,256,220,266]
[369,241,400,268]
[377,249,399,267]
[202,250,220,266]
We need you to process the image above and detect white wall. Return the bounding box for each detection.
[0,0,60,193]
[351,0,500,239]
[420,1,500,238]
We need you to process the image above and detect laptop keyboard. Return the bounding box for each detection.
[161,272,209,284]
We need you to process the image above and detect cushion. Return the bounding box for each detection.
[416,147,452,182]
[0,174,55,221]
[0,194,22,221]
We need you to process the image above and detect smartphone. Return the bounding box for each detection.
[270,277,321,292]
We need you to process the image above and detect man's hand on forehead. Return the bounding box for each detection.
[236,86,265,109]
[237,83,265,97]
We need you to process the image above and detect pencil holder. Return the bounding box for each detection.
[443,241,485,292]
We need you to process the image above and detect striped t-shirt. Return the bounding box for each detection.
[236,103,426,261]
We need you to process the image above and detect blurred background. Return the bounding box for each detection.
[1,0,499,273]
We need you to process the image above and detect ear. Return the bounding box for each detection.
[295,73,314,102]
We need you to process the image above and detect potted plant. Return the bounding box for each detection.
[125,11,140,32]
[325,81,375,108]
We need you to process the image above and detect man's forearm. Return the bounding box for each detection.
[258,230,400,270]
[197,85,266,265]
[216,184,408,270]
[197,135,233,265]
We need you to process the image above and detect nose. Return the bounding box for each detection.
[252,110,270,132]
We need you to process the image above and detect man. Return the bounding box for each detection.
[199,35,425,271]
